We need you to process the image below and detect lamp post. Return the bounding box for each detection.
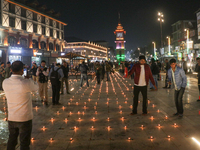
[166,36,171,55]
[158,12,164,48]
[184,28,189,56]
[152,42,156,60]
[138,47,140,57]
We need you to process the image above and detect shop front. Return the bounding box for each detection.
[8,47,22,64]
[32,49,43,66]
[50,52,58,66]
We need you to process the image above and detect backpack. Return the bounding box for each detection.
[50,68,61,85]
[39,68,48,83]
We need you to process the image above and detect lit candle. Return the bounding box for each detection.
[165,116,168,119]
[62,106,65,110]
[120,110,122,113]
[76,102,78,105]
[68,102,70,105]
[157,124,161,127]
[94,106,96,109]
[65,118,68,122]
[174,123,177,127]
[95,111,97,114]
[78,111,80,114]
[93,117,95,121]
[151,116,154,119]
[157,109,160,113]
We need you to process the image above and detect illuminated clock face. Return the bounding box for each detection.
[117,33,123,38]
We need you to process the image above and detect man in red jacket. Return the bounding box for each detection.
[128,55,157,115]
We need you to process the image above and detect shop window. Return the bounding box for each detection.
[56,22,59,29]
[33,23,37,33]
[32,40,38,48]
[21,20,26,30]
[8,36,16,46]
[9,16,15,27]
[21,8,26,18]
[42,26,45,35]
[49,19,53,27]
[20,38,27,47]
[41,16,45,24]
[33,13,37,21]
[57,31,60,39]
[50,28,53,37]
[49,42,53,50]
[9,3,15,14]
[56,44,60,51]
[41,41,46,49]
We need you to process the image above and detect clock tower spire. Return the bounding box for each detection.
[114,15,126,63]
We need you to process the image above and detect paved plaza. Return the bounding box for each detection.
[1,72,200,150]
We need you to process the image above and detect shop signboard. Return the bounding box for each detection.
[51,52,58,57]
[44,51,51,57]
[33,49,43,57]
[197,12,200,39]
[194,44,200,49]
[9,47,22,54]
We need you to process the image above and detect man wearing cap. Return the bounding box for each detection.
[49,63,64,105]
[128,55,157,115]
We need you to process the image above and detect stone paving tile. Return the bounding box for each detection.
[1,73,200,150]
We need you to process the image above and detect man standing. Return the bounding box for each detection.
[36,60,49,105]
[5,62,11,79]
[181,57,187,74]
[61,61,70,94]
[49,63,64,105]
[30,63,38,82]
[157,60,161,80]
[128,55,157,115]
[95,61,102,84]
[105,61,111,81]
[163,59,171,88]
[3,61,38,150]
[0,62,5,90]
[150,58,159,89]
[195,57,200,101]
[79,61,89,87]
[168,59,187,118]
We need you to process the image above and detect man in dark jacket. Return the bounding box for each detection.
[80,61,89,87]
[95,61,102,84]
[195,57,200,101]
[61,61,70,94]
[30,63,38,82]
[150,58,159,89]
[163,59,171,88]
[128,55,157,115]
[157,60,161,80]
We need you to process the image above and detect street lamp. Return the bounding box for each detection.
[152,42,157,60]
[158,12,164,48]
[184,28,189,55]
[138,47,140,56]
[166,36,171,55]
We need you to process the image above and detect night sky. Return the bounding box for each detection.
[39,0,200,51]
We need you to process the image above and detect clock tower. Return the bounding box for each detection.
[114,16,126,63]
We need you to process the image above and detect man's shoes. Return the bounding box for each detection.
[130,112,137,115]
[163,87,167,89]
[178,114,183,118]
[173,113,179,116]
[67,92,70,94]
[197,99,200,102]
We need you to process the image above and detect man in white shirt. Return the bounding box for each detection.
[3,61,38,150]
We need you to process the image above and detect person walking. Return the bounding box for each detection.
[60,61,70,94]
[0,62,5,90]
[95,61,102,84]
[181,57,187,74]
[36,60,49,105]
[128,55,157,115]
[163,59,171,88]
[5,61,11,79]
[49,63,64,105]
[157,60,161,80]
[101,62,105,80]
[168,59,187,118]
[150,58,159,89]
[3,61,38,150]
[195,57,200,101]
[30,63,38,82]
[105,61,111,81]
[79,61,89,87]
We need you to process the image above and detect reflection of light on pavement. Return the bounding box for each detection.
[70,88,74,91]
[192,137,200,146]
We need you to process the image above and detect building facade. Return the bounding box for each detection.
[0,0,66,66]
[64,41,107,62]
[171,20,196,61]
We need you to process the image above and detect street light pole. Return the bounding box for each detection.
[152,42,156,60]
[158,12,164,48]
[166,36,171,55]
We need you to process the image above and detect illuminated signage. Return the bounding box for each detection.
[10,49,21,54]
[61,53,65,56]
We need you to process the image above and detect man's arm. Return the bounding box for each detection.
[128,64,136,75]
[27,79,39,92]
[58,69,64,79]
[42,68,49,76]
[36,68,40,76]
[167,69,172,82]
[180,69,187,88]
